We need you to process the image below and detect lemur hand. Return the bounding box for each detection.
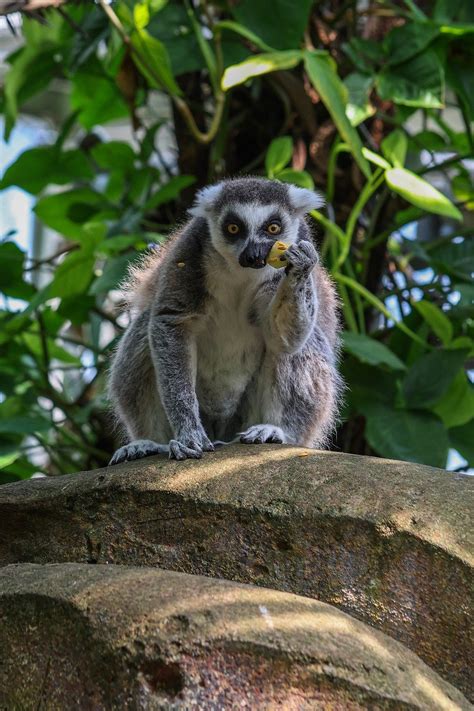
[169,425,215,460]
[285,240,319,279]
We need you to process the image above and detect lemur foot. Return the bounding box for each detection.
[169,431,215,460]
[109,439,168,466]
[239,424,287,445]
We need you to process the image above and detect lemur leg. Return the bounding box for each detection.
[240,240,340,447]
[150,315,214,460]
[108,311,172,465]
[241,330,340,447]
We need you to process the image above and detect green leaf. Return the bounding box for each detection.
[381,130,408,168]
[34,188,105,240]
[71,57,129,130]
[304,51,371,179]
[362,403,448,468]
[147,3,203,76]
[213,20,275,52]
[0,417,50,434]
[344,72,375,127]
[221,50,302,90]
[3,46,57,139]
[144,175,195,210]
[449,420,474,466]
[452,173,474,210]
[275,169,314,189]
[91,141,136,172]
[377,50,445,109]
[385,168,462,220]
[232,0,313,51]
[413,300,453,345]
[134,1,150,30]
[343,332,406,371]
[131,27,181,96]
[0,242,24,293]
[89,252,141,295]
[430,240,474,281]
[362,148,391,170]
[385,21,439,66]
[265,136,293,177]
[1,146,93,195]
[402,348,468,408]
[434,371,474,428]
[49,251,96,298]
[343,38,385,74]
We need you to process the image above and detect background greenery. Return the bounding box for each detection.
[0,0,473,482]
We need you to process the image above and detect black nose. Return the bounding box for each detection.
[239,242,270,269]
[239,252,266,268]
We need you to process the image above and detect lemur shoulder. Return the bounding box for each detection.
[109,176,343,463]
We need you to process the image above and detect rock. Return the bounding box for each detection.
[0,563,470,710]
[0,445,472,697]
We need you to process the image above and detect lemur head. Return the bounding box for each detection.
[189,177,323,270]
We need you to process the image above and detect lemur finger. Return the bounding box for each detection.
[201,434,215,452]
[169,439,203,460]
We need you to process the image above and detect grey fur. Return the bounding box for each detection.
[108,177,342,463]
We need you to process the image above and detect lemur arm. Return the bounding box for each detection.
[263,240,319,355]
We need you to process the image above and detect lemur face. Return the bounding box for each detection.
[189,177,323,271]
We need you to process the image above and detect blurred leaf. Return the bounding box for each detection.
[1,146,93,195]
[377,51,444,109]
[71,57,129,129]
[304,51,371,179]
[3,46,57,139]
[430,239,474,281]
[381,130,408,168]
[410,130,447,152]
[343,38,385,74]
[89,252,141,295]
[413,300,453,345]
[434,371,474,428]
[343,332,406,370]
[214,20,274,52]
[147,3,203,76]
[91,141,136,172]
[49,250,96,298]
[344,72,375,127]
[69,7,110,70]
[34,189,105,240]
[134,1,150,29]
[265,136,292,177]
[452,173,474,210]
[385,168,462,220]
[222,50,302,90]
[449,420,474,466]
[144,175,195,210]
[362,403,448,468]
[402,348,468,408]
[131,27,181,95]
[0,417,50,434]
[232,0,313,50]
[275,169,314,189]
[385,21,439,66]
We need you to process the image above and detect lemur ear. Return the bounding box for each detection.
[287,184,325,214]
[188,184,223,218]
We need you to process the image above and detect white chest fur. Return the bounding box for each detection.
[193,266,266,420]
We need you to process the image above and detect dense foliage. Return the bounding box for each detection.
[0,0,473,482]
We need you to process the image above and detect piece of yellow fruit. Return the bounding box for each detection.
[267,240,289,269]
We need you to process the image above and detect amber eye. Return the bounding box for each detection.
[226,223,240,235]
[267,222,281,235]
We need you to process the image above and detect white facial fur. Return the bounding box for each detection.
[189,182,324,273]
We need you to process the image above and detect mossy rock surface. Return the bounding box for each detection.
[0,563,470,710]
[0,445,472,697]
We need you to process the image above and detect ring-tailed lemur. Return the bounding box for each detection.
[108,177,342,463]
